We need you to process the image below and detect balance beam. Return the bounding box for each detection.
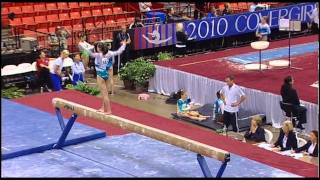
[52,98,229,162]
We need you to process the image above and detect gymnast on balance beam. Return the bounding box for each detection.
[84,40,129,115]
[177,90,210,121]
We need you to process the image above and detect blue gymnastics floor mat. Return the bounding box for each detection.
[1,98,106,160]
[2,133,300,177]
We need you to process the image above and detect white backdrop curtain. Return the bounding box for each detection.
[149,65,319,132]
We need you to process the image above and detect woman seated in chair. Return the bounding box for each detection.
[177,90,209,121]
[244,115,266,143]
[294,130,318,157]
[271,120,298,151]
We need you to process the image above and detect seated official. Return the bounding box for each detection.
[294,130,318,157]
[244,115,266,143]
[272,120,298,151]
[280,76,307,130]
[177,90,210,121]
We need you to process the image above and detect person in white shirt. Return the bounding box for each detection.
[71,53,85,85]
[220,75,246,132]
[309,2,319,33]
[49,50,70,91]
[78,33,94,71]
[139,2,152,13]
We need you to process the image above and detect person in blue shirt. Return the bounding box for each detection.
[206,6,218,19]
[177,90,210,121]
[71,53,85,85]
[256,16,271,41]
[214,90,224,123]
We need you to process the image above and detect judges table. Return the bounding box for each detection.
[226,131,318,166]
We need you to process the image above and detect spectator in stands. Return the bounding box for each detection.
[166,7,183,23]
[256,16,271,41]
[48,32,60,57]
[249,2,258,12]
[206,6,218,19]
[129,17,144,29]
[78,33,94,71]
[116,25,131,65]
[139,2,152,13]
[309,2,319,34]
[55,26,70,51]
[71,53,85,85]
[280,76,307,130]
[49,50,70,91]
[213,90,224,123]
[220,75,246,132]
[194,2,205,19]
[222,3,232,16]
[244,115,266,143]
[177,90,210,121]
[272,120,298,151]
[85,41,128,114]
[294,130,318,157]
[36,51,52,92]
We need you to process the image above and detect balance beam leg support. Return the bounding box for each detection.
[197,154,213,177]
[55,107,65,131]
[53,113,78,149]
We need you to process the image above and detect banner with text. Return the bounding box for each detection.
[133,3,316,50]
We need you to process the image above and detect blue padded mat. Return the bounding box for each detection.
[1,99,105,159]
[225,42,319,64]
[2,133,300,177]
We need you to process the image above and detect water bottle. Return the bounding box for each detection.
[223,125,227,136]
[40,86,43,93]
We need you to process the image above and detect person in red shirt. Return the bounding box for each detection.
[36,51,52,92]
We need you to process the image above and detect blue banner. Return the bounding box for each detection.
[133,3,316,49]
[183,2,316,41]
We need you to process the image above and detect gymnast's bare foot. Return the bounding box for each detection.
[104,111,112,115]
[97,107,104,112]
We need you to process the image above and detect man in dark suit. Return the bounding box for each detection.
[280,76,307,130]
[295,130,318,157]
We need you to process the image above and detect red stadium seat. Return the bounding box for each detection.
[127,17,135,24]
[88,34,101,43]
[117,18,127,23]
[85,22,95,30]
[57,2,69,10]
[70,11,81,20]
[48,26,56,33]
[8,6,22,15]
[34,15,47,24]
[9,18,23,26]
[59,13,70,21]
[63,25,72,33]
[92,9,103,17]
[47,14,60,22]
[81,10,92,18]
[21,5,34,15]
[72,23,83,31]
[95,20,106,28]
[33,4,47,13]
[23,30,37,38]
[79,2,90,8]
[103,8,112,16]
[22,17,36,26]
[112,7,123,14]
[2,7,9,15]
[36,28,48,34]
[46,3,58,11]
[89,2,100,7]
[68,2,79,9]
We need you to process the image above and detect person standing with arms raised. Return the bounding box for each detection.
[220,75,246,132]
